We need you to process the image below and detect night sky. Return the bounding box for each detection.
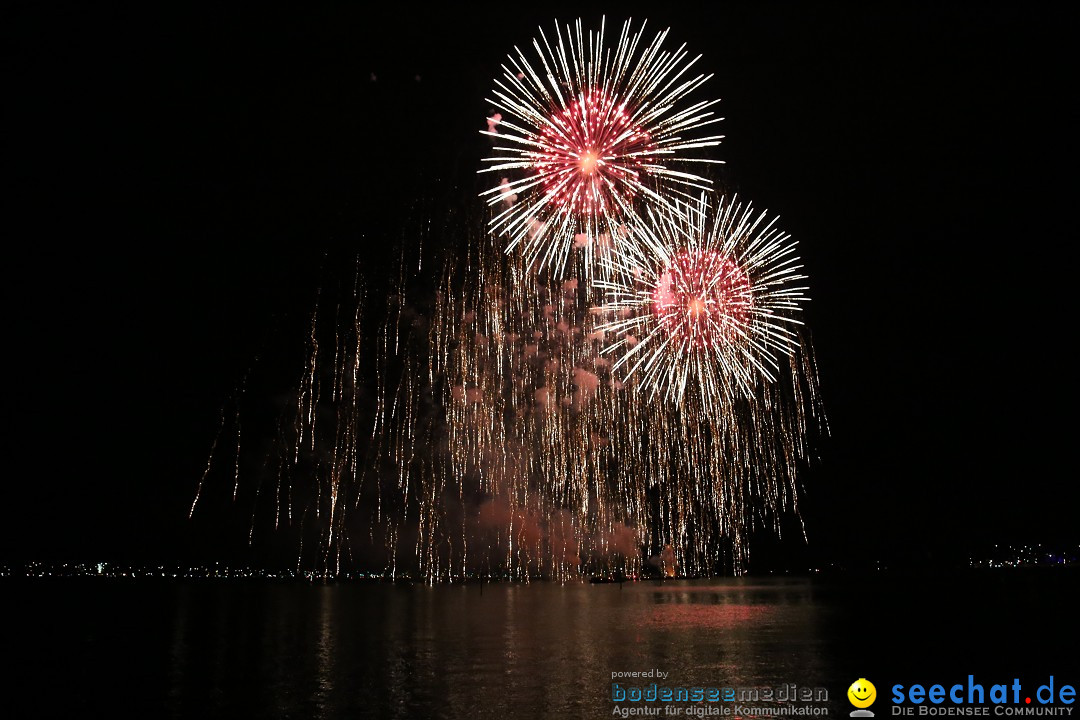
[5,4,1075,570]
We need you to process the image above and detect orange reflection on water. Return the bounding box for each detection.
[643,603,771,629]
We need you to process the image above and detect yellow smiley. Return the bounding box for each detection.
[848,679,877,708]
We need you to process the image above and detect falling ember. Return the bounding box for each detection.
[190,212,824,579]
[481,18,724,276]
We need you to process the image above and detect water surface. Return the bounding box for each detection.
[7,573,1077,718]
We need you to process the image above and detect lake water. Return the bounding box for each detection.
[6,573,1077,718]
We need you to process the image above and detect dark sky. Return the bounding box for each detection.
[4,4,1075,568]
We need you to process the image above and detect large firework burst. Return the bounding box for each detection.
[597,195,808,407]
[481,18,724,276]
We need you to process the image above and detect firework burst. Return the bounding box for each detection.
[597,195,808,407]
[481,18,724,276]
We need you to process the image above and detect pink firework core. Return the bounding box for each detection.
[652,250,753,347]
[536,90,655,217]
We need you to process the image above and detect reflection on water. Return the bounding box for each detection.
[8,574,1078,719]
[161,579,833,718]
[316,587,335,714]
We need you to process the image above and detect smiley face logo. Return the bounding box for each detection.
[848,678,877,709]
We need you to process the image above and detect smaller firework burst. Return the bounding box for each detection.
[596,195,808,406]
[481,18,724,277]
